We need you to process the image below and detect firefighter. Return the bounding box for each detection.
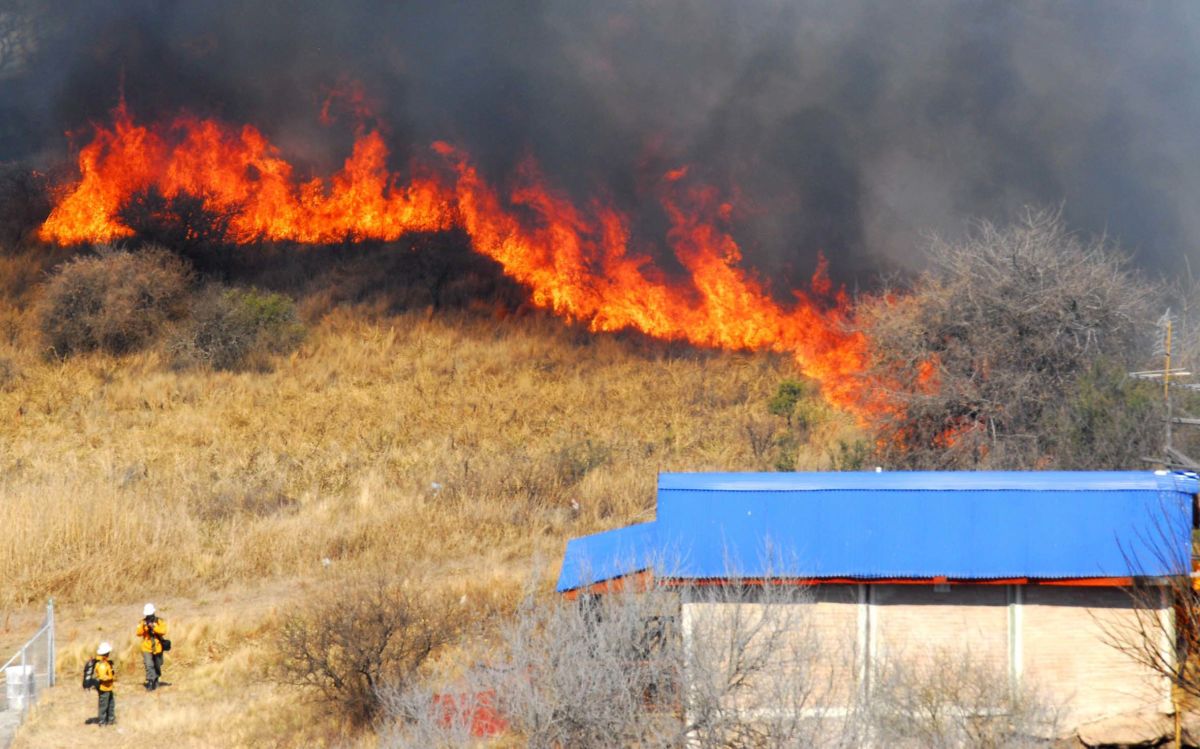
[93,642,115,725]
[136,603,168,690]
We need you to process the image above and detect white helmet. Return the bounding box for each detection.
[97,642,112,655]
[144,603,156,616]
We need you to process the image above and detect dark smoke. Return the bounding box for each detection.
[2,1,1199,285]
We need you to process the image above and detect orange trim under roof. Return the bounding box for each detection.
[559,572,1145,596]
[562,570,653,600]
[659,576,1138,588]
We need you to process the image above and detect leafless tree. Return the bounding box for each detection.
[865,649,1062,749]
[858,208,1160,469]
[380,574,1063,748]
[1100,492,1199,709]
[275,574,458,726]
[679,581,856,749]
[381,575,857,748]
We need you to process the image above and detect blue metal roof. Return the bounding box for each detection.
[555,471,1197,592]
[557,522,657,594]
[657,471,1198,493]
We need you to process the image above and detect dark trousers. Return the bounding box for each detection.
[97,690,115,724]
[143,651,163,684]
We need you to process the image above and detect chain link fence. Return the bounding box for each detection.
[0,601,56,736]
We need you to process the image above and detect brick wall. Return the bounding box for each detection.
[681,582,1171,735]
[1022,585,1169,727]
[872,584,1009,669]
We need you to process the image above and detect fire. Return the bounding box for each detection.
[39,105,878,417]
[40,104,454,245]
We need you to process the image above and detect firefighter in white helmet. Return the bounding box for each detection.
[136,603,168,690]
[92,641,115,725]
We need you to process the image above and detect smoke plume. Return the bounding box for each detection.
[2,1,1198,283]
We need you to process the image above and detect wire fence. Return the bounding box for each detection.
[0,601,55,726]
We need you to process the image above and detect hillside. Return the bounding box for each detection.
[1,289,856,746]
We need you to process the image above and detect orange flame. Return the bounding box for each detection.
[40,104,454,245]
[39,106,878,416]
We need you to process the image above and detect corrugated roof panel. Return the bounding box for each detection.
[657,470,1199,494]
[557,471,1197,590]
[656,487,1190,579]
[555,522,656,592]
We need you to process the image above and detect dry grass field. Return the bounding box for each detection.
[0,251,861,745]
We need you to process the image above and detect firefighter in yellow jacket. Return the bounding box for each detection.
[93,642,115,725]
[136,603,168,690]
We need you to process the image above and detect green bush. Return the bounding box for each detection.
[766,378,821,471]
[1047,359,1161,468]
[828,438,872,471]
[173,286,305,371]
[767,378,818,428]
[38,245,192,357]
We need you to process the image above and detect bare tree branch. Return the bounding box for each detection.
[858,208,1161,469]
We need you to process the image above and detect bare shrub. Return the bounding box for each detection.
[275,575,456,727]
[382,578,854,749]
[865,650,1062,748]
[1100,496,1198,705]
[490,585,683,748]
[187,481,299,525]
[382,577,1068,749]
[117,187,238,273]
[859,209,1159,469]
[0,165,50,249]
[382,680,503,748]
[680,582,857,749]
[0,248,72,307]
[742,415,778,467]
[171,285,305,371]
[37,244,192,357]
[0,355,19,392]
[382,582,667,747]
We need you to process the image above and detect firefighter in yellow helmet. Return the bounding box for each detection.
[92,642,115,726]
[136,603,168,690]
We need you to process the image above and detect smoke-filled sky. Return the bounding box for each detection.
[2,0,1198,284]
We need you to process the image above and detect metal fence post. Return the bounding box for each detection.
[46,600,55,687]
[1,599,56,732]
[19,643,27,719]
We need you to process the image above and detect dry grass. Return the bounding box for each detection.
[10,582,353,749]
[1,304,857,608]
[1,285,860,746]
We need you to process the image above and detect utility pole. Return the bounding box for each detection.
[1166,317,1173,459]
[1132,313,1192,749]
[1133,310,1199,471]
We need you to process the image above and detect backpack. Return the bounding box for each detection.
[83,657,115,689]
[82,657,98,690]
[146,616,172,652]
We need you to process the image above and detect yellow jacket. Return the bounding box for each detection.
[94,657,114,692]
[137,617,167,654]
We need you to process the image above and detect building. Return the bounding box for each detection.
[556,471,1198,745]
